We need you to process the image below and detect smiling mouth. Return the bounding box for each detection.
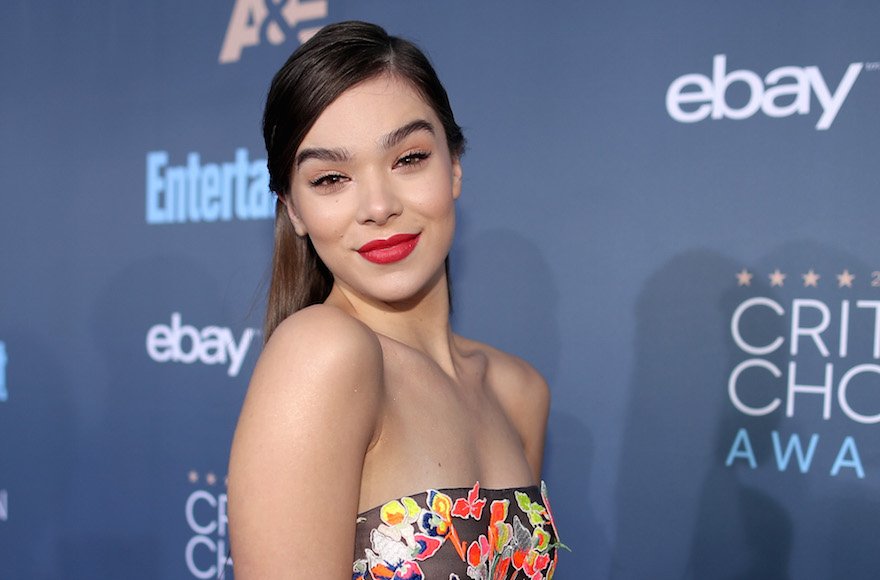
[357,233,421,264]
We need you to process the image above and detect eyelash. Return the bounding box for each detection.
[307,150,431,190]
[309,173,347,188]
[395,150,431,168]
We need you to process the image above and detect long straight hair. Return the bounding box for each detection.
[262,21,465,340]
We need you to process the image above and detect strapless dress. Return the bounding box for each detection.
[353,482,561,580]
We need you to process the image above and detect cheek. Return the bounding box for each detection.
[298,200,350,242]
[415,174,457,216]
[417,186,457,243]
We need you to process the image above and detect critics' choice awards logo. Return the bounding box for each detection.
[146,149,274,225]
[219,0,329,64]
[725,267,880,479]
[146,313,258,377]
[185,471,232,579]
[666,54,878,130]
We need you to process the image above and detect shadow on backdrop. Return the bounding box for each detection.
[451,227,603,578]
[611,249,792,580]
[0,329,75,580]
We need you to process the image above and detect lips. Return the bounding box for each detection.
[357,233,421,264]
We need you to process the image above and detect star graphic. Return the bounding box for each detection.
[188,470,199,484]
[837,269,855,288]
[736,269,753,286]
[802,269,820,287]
[769,269,786,287]
[206,472,217,485]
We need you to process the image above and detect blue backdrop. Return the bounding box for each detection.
[1,1,879,578]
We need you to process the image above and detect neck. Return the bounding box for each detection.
[325,270,459,373]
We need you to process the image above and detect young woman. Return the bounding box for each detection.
[228,21,561,580]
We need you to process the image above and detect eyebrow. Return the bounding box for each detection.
[295,119,436,169]
[295,146,350,169]
[381,119,435,150]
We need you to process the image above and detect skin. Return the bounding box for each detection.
[227,75,550,579]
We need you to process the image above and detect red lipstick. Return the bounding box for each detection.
[357,233,421,264]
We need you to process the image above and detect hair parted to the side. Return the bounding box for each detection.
[262,20,466,341]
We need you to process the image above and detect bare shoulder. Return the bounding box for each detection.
[228,304,383,577]
[232,301,385,467]
[455,334,550,483]
[263,303,383,373]
[234,303,385,466]
[240,303,385,423]
[456,334,549,407]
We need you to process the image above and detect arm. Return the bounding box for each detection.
[491,355,551,484]
[227,305,383,579]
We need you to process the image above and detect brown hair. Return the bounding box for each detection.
[262,21,465,340]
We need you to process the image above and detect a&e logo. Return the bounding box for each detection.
[219,0,329,64]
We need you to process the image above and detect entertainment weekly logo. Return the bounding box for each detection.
[666,54,878,130]
[219,0,329,64]
[146,313,258,377]
[185,470,232,579]
[725,266,880,479]
[146,149,274,225]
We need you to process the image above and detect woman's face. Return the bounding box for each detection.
[286,74,462,307]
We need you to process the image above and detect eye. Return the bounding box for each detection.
[394,151,431,169]
[309,173,349,189]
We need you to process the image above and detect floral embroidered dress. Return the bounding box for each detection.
[353,482,562,580]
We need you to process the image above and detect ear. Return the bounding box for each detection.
[451,156,463,200]
[283,196,309,237]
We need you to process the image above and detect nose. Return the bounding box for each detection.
[355,173,403,226]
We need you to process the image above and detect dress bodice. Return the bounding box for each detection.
[353,482,561,580]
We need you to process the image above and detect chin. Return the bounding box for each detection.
[374,274,446,306]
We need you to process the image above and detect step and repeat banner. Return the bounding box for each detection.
[1,1,878,578]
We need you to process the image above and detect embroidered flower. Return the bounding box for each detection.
[413,534,443,561]
[531,527,551,552]
[514,492,548,527]
[355,484,561,580]
[420,490,453,538]
[369,559,426,580]
[378,497,422,548]
[487,500,512,554]
[508,516,533,571]
[539,483,561,542]
[353,558,369,580]
[420,490,466,560]
[367,526,412,574]
[393,561,425,580]
[465,534,490,580]
[367,546,425,580]
[452,482,487,520]
[491,557,512,580]
[521,549,551,580]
